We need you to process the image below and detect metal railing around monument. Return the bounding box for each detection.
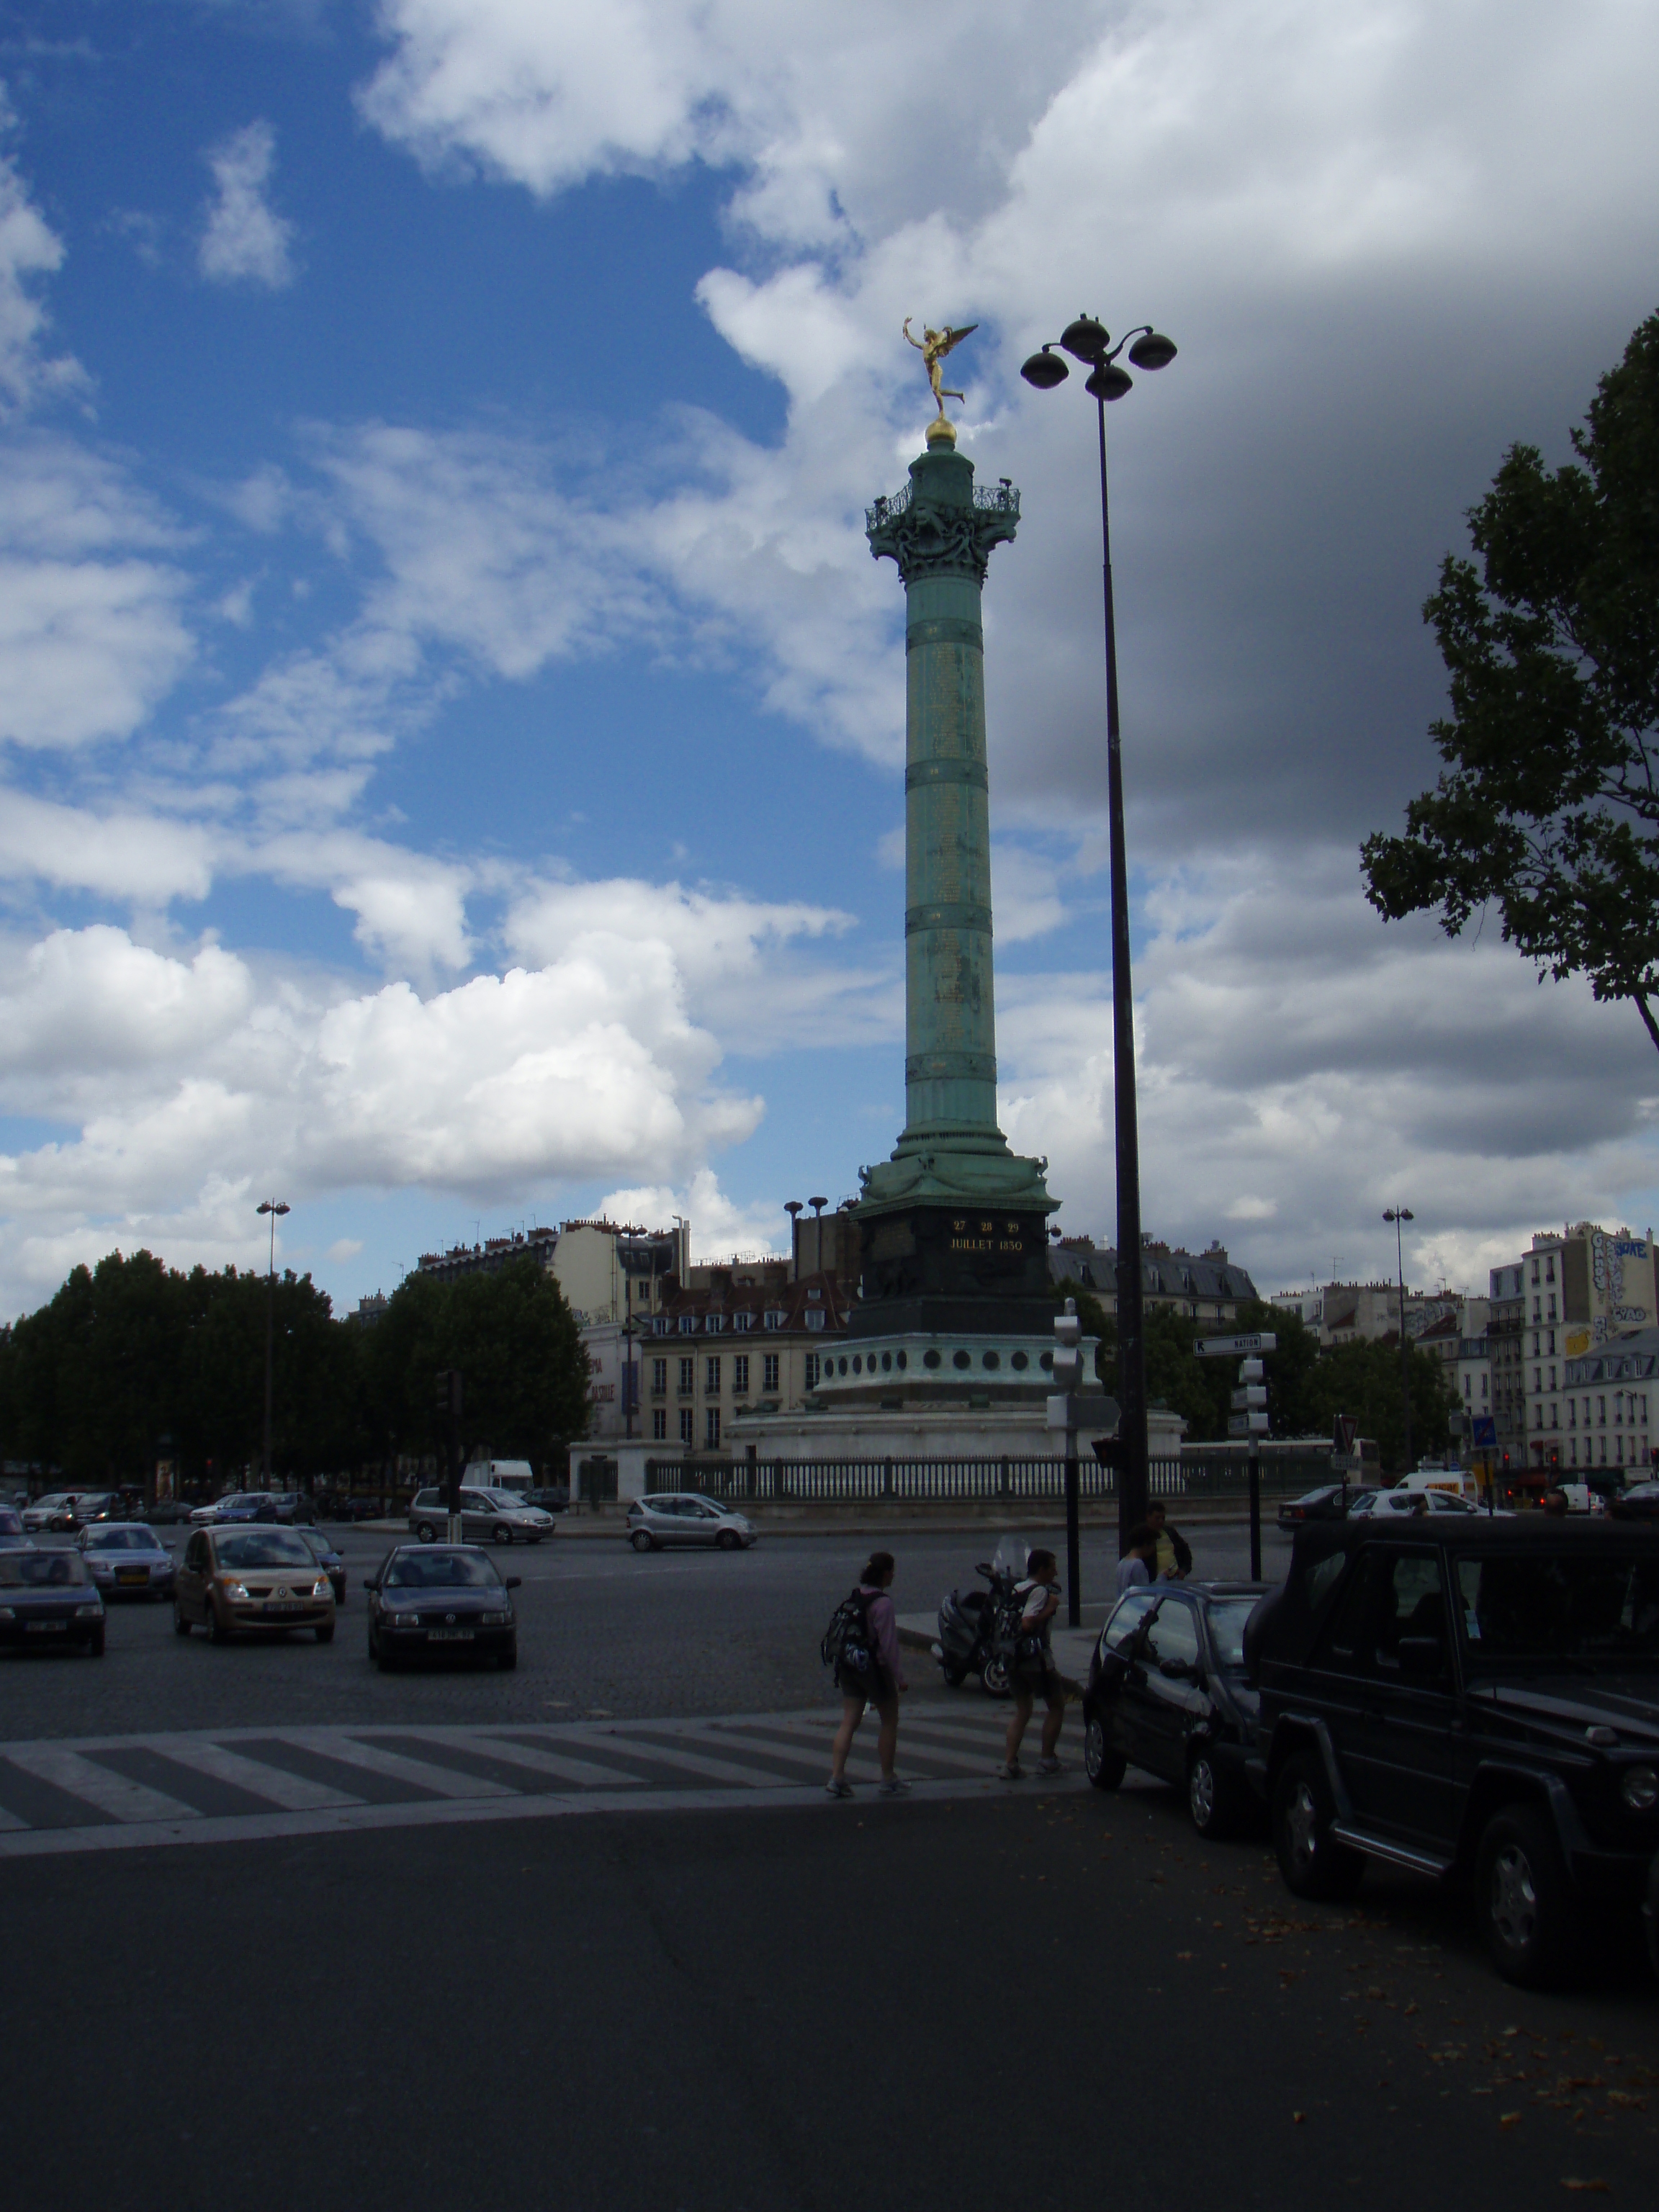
[644,1452,1316,1504]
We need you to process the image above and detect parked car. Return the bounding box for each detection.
[1612,1482,1659,1523]
[624,1493,757,1552]
[210,1493,283,1527]
[264,1491,315,1525]
[1249,1516,1659,1987]
[0,1507,31,1547]
[172,1525,336,1643]
[141,1500,196,1525]
[1278,1485,1357,1529]
[364,1544,519,1670]
[525,1485,570,1514]
[407,1487,556,1546]
[0,1547,105,1653]
[294,1524,346,1603]
[325,1497,386,1524]
[78,1522,176,1599]
[1345,1485,1491,1519]
[1082,1580,1269,1835]
[22,1492,88,1534]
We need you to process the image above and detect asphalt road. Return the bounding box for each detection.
[2,1521,1295,1735]
[7,1782,1656,2212]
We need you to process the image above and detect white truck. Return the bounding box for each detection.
[466,1459,534,1495]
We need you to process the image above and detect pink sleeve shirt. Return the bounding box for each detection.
[860,1586,907,1691]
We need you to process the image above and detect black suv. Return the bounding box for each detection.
[1248,1519,1659,1987]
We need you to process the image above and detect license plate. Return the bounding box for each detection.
[428,1627,474,1642]
[26,1621,68,1634]
[264,1601,305,1615]
[116,1570,148,1586]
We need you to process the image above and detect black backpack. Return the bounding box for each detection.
[993,1578,1051,1670]
[822,1587,879,1681]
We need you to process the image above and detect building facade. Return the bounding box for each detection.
[1049,1239,1258,1323]
[416,1218,688,1328]
[1490,1225,1659,1476]
[1561,1325,1659,1480]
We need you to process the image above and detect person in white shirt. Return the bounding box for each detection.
[1116,1526,1156,1594]
[997,1548,1065,1780]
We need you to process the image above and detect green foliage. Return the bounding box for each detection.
[361,1253,589,1466]
[0,1246,590,1489]
[1362,310,1659,1051]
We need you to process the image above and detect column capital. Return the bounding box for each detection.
[866,450,1019,585]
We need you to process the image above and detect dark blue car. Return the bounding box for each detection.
[0,1547,106,1654]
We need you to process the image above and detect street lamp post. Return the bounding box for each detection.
[1383,1205,1416,1475]
[1021,315,1177,1547]
[256,1200,289,1486]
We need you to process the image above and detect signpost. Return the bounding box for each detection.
[1197,1331,1277,1578]
[1046,1300,1084,1627]
[436,1369,463,1542]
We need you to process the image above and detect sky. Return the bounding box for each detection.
[0,0,1655,1320]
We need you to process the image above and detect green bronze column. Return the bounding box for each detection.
[855,420,1055,1339]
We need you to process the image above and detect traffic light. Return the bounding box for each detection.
[1547,1447,1561,1472]
[435,1369,462,1419]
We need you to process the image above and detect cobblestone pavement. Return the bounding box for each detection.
[3,1521,1289,1739]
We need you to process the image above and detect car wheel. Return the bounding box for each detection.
[173,1599,192,1636]
[415,1521,437,1544]
[315,1622,334,1644]
[1084,1714,1126,1791]
[1475,1805,1577,1988]
[498,1643,518,1671]
[493,1524,513,1546]
[979,1654,1011,1699]
[1273,1750,1364,1901]
[207,1596,230,1645]
[631,1529,655,1553]
[716,1529,741,1551]
[89,1625,105,1657]
[1187,1747,1240,1838]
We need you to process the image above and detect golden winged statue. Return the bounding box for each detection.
[904,317,979,415]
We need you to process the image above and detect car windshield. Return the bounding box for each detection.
[86,1528,157,1550]
[480,1492,522,1508]
[213,1531,316,1569]
[385,1550,500,1589]
[0,1550,89,1587]
[1457,1550,1659,1666]
[1204,1599,1261,1669]
[297,1529,333,1553]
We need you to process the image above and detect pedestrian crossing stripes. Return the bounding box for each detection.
[0,1710,1088,1857]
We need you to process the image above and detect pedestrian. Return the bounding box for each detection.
[1116,1525,1156,1594]
[1145,1498,1192,1581]
[827,1551,909,1798]
[997,1547,1066,1780]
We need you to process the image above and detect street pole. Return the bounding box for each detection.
[1248,1427,1261,1583]
[1385,1205,1415,1475]
[1096,390,1148,1553]
[1051,1300,1084,1627]
[256,1199,289,1487]
[437,1370,463,1542]
[1020,319,1177,1560]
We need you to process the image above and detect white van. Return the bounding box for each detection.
[1396,1466,1481,1502]
[466,1459,534,1495]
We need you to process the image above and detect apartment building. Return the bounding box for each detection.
[1491,1224,1659,1476]
[415,1218,687,1328]
[1562,1325,1659,1478]
[1416,1310,1491,1434]
[1048,1239,1258,1322]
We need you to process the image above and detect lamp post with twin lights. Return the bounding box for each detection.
[256,1199,290,1488]
[1020,315,1177,1545]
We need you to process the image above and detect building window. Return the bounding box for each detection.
[678,1357,694,1395]
[1481,1375,1488,1398]
[806,1309,825,1332]
[1549,1367,1557,1393]
[680,1407,695,1444]
[1599,1396,1606,1425]
[706,1356,721,1395]
[651,1357,667,1397]
[706,1407,721,1449]
[652,1408,667,1441]
[765,1352,781,1393]
[1534,1369,1542,1394]
[1546,1256,1555,1282]
[1550,1404,1557,1429]
[1547,1296,1557,1322]
[801,1352,817,1390]
[733,1353,749,1394]
[679,1316,695,1334]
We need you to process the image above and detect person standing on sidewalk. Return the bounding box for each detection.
[827,1551,909,1798]
[998,1547,1065,1780]
[1145,1498,1192,1581]
[1117,1526,1157,1594]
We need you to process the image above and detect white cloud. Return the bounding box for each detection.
[0,791,215,903]
[0,91,85,412]
[595,1166,785,1261]
[198,120,297,289]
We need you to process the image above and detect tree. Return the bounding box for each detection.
[1361,311,1659,1048]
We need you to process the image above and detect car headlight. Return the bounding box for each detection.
[1622,1766,1658,1813]
[312,1578,331,1599]
[220,1579,250,1600]
[77,1603,102,1617]
[398,1613,421,1627]
[0,1606,13,1619]
[480,1610,511,1625]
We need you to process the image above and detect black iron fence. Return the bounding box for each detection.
[644,1451,1322,1504]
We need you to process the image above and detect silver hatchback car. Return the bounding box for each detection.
[625,1493,757,1552]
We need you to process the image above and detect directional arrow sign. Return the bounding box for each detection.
[1334,1413,1357,1455]
[1195,1333,1277,1358]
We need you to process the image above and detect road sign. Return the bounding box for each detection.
[1228,1411,1271,1437]
[1195,1333,1277,1358]
[1334,1413,1357,1455]
[1472,1415,1496,1448]
[1231,1385,1268,1411]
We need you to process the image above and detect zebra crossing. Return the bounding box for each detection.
[0,1707,1087,1858]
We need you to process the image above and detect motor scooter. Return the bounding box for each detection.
[932,1559,1017,1696]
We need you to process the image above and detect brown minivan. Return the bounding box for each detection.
[174,1524,336,1644]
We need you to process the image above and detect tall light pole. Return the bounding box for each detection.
[256,1199,289,1487]
[1384,1205,1415,1475]
[1021,315,1177,1546]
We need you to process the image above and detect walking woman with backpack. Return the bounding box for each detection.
[997,1547,1066,1780]
[825,1550,909,1798]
